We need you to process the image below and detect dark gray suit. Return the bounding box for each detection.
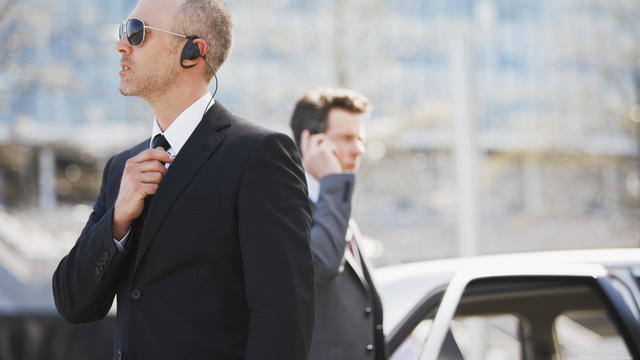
[309,173,384,360]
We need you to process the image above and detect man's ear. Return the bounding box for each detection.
[180,38,207,68]
[193,38,207,58]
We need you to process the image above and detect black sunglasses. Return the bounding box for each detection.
[119,17,188,47]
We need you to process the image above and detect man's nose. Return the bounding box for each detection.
[351,140,365,156]
[115,36,132,55]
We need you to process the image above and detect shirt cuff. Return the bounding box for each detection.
[113,228,131,252]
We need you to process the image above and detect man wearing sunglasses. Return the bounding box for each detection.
[52,1,315,360]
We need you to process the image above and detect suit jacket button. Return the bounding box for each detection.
[116,350,125,360]
[131,289,142,300]
[366,344,374,352]
[364,306,372,315]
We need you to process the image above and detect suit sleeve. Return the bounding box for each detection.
[237,132,315,360]
[52,156,130,324]
[309,173,355,283]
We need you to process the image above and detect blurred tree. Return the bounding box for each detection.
[588,0,640,168]
[604,1,640,209]
[616,3,640,174]
[0,0,78,124]
[0,0,36,207]
[1,0,64,208]
[0,0,16,19]
[0,0,37,120]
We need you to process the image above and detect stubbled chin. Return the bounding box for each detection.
[119,85,135,96]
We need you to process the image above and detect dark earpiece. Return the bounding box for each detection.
[181,36,202,69]
[179,35,219,100]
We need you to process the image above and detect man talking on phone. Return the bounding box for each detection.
[290,87,384,360]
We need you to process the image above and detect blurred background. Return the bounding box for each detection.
[0,0,639,322]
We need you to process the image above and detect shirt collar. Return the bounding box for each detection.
[150,92,215,155]
[305,171,320,204]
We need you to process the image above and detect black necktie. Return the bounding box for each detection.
[143,134,171,212]
[130,136,171,256]
[152,134,171,151]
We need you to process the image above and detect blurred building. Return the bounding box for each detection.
[0,0,638,305]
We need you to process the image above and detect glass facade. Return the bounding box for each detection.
[2,0,636,140]
[0,0,638,263]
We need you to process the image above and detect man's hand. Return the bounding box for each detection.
[300,129,342,180]
[112,148,173,240]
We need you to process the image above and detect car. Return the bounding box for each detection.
[376,248,640,360]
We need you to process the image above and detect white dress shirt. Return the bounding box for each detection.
[113,92,215,251]
[149,92,215,161]
[305,171,321,204]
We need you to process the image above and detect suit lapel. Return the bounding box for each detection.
[350,220,378,287]
[133,102,231,273]
[344,219,370,291]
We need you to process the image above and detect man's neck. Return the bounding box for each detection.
[147,83,209,132]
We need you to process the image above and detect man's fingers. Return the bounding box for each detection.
[130,148,173,164]
[317,139,336,153]
[127,177,159,199]
[136,171,165,184]
[300,130,310,156]
[308,133,326,148]
[153,147,174,162]
[128,149,153,163]
[135,160,168,175]
[149,148,174,163]
[302,130,326,156]
[140,183,159,197]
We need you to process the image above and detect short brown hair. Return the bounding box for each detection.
[290,87,370,148]
[174,0,233,80]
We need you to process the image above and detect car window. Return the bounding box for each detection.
[391,319,432,360]
[390,276,639,360]
[554,310,632,359]
[391,315,522,360]
[449,314,521,359]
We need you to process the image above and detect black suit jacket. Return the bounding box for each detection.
[52,103,315,360]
